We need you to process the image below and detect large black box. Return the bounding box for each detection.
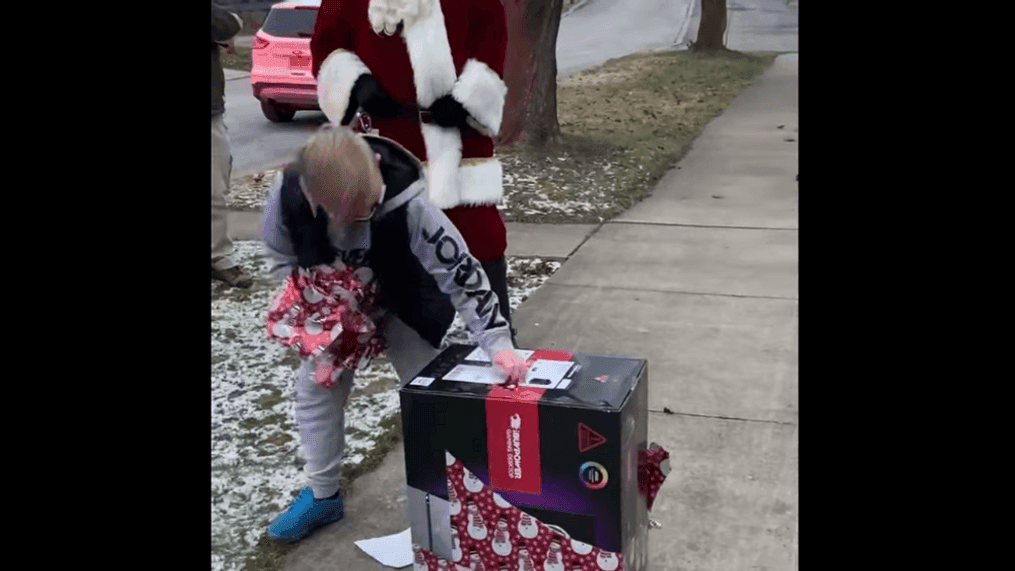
[399,344,649,571]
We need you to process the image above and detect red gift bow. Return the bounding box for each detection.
[637,443,671,512]
[266,264,386,389]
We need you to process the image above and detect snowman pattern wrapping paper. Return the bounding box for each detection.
[414,452,625,571]
[637,444,671,512]
[264,264,386,390]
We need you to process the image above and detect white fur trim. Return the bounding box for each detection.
[368,0,432,35]
[316,50,371,125]
[456,159,504,207]
[420,123,463,208]
[452,59,507,138]
[423,157,504,210]
[402,1,462,206]
[400,1,456,108]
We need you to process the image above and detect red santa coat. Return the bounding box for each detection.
[311,0,508,261]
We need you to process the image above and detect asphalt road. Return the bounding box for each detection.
[222,0,798,179]
[222,76,327,178]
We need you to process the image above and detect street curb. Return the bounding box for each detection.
[224,68,251,81]
[562,0,594,18]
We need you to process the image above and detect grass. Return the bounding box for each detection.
[216,255,562,571]
[222,49,777,221]
[220,45,253,74]
[497,48,777,223]
[242,414,404,571]
[225,369,406,571]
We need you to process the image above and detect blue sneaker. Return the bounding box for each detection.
[267,487,345,543]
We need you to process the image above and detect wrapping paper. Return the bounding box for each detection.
[637,443,671,512]
[265,264,386,389]
[414,452,625,571]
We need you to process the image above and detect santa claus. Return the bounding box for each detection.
[311,0,515,341]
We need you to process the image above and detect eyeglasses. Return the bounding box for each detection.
[353,202,379,222]
[352,185,385,222]
[302,180,383,223]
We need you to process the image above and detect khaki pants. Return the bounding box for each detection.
[211,114,235,270]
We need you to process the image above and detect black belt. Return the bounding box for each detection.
[397,104,435,124]
[362,104,435,124]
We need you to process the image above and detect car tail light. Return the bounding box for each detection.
[252,35,269,50]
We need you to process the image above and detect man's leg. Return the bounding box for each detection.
[211,114,252,288]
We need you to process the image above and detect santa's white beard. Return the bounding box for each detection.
[368,0,432,35]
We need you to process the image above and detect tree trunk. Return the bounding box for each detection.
[498,0,564,149]
[692,0,728,51]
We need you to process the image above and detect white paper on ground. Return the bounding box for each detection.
[353,527,413,568]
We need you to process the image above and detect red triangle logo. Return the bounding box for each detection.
[578,423,606,453]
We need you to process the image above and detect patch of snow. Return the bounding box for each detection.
[224,169,282,211]
[212,242,561,571]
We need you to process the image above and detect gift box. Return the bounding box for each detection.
[400,345,659,571]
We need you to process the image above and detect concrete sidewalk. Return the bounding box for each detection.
[276,52,798,571]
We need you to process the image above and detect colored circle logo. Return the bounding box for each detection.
[580,462,608,489]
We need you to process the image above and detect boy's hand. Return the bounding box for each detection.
[493,350,529,388]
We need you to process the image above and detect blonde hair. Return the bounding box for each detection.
[293,124,379,224]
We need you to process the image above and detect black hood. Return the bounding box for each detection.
[278,134,426,270]
[362,135,426,203]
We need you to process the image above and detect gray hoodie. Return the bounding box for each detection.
[261,142,515,361]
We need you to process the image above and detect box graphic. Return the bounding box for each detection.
[399,344,650,570]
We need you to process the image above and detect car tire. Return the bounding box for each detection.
[261,100,296,123]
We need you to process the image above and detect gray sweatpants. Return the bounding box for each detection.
[295,315,440,499]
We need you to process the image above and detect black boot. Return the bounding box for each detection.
[481,257,517,345]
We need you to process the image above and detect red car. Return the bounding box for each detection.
[250,0,321,122]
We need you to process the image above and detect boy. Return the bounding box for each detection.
[261,124,530,542]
